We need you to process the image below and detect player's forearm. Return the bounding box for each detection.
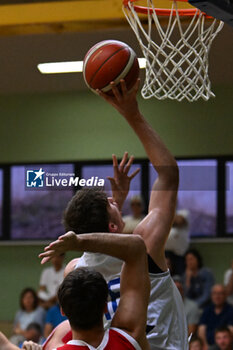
[0,332,19,350]
[77,233,146,264]
[124,112,178,184]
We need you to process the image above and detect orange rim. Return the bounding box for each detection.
[123,0,210,17]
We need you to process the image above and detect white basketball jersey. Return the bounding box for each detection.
[76,253,188,350]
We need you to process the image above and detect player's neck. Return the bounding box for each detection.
[72,324,105,348]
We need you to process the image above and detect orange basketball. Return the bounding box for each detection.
[83,40,139,93]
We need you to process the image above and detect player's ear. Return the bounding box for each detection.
[108,222,118,233]
[60,307,65,316]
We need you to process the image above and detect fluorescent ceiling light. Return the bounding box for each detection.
[37,58,146,74]
[37,61,83,74]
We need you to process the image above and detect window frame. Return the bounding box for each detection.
[0,155,232,241]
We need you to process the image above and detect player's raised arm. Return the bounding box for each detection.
[108,152,140,211]
[110,238,150,350]
[39,231,150,349]
[98,80,179,271]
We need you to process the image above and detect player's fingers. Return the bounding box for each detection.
[22,341,29,350]
[44,240,60,251]
[96,89,105,98]
[120,79,128,96]
[107,176,115,185]
[31,342,40,350]
[96,89,112,103]
[40,252,53,264]
[58,234,67,241]
[41,256,52,265]
[111,82,121,101]
[133,78,140,94]
[107,177,117,189]
[111,154,119,177]
[39,250,52,258]
[42,244,50,252]
[129,167,140,179]
[23,341,33,350]
[39,250,58,263]
[112,154,118,167]
[119,152,129,172]
[124,155,134,174]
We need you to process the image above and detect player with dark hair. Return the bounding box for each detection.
[1,233,150,350]
[40,79,188,350]
[55,233,150,350]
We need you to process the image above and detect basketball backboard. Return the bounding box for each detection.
[189,0,233,27]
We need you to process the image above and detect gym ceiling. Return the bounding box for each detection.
[0,0,232,94]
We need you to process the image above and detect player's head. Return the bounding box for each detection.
[214,327,232,350]
[58,267,108,330]
[63,188,124,235]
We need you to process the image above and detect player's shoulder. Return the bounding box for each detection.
[109,328,141,350]
[64,258,80,277]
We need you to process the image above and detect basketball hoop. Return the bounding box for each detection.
[123,0,224,101]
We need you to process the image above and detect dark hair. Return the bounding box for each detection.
[215,326,231,335]
[20,288,38,311]
[26,323,42,334]
[185,249,203,269]
[190,336,203,346]
[58,268,108,330]
[63,188,109,234]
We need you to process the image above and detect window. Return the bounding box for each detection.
[150,160,217,237]
[11,164,74,239]
[0,157,231,240]
[177,160,217,237]
[82,164,113,195]
[226,161,233,234]
[82,163,142,216]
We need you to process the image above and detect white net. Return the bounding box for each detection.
[123,1,224,101]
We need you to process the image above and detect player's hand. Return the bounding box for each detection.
[39,231,78,264]
[96,79,140,119]
[22,341,42,350]
[108,152,140,210]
